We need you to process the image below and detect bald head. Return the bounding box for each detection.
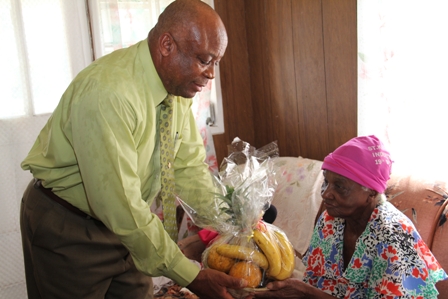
[148,0,228,98]
[155,0,221,34]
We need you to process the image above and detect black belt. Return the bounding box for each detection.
[35,180,94,220]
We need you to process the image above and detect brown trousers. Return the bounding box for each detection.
[20,179,153,299]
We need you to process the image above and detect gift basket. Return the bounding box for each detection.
[177,138,295,297]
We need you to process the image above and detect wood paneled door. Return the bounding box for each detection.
[213,0,357,163]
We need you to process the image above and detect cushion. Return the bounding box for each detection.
[271,156,324,257]
[386,174,448,248]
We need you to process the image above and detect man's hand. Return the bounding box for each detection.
[186,268,247,299]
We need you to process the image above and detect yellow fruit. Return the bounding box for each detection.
[215,244,269,270]
[206,246,235,273]
[229,261,262,288]
[273,230,295,280]
[253,228,282,277]
[275,266,293,280]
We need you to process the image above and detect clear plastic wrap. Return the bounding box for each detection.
[177,139,295,296]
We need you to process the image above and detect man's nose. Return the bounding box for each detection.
[204,64,215,79]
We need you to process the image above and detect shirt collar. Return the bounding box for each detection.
[137,38,169,106]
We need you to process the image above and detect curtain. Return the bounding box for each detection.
[358,0,448,182]
[0,1,92,297]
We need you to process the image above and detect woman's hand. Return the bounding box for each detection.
[177,234,206,262]
[246,278,336,299]
[245,279,308,298]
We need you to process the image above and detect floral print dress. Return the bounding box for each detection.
[302,201,447,298]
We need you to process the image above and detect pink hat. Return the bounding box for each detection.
[322,135,393,193]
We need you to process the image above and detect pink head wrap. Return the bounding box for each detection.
[322,135,393,193]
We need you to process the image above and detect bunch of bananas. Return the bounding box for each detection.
[205,225,295,287]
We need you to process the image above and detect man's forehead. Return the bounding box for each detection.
[182,34,226,58]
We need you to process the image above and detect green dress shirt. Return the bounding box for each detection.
[21,39,214,286]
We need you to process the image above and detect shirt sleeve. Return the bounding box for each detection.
[70,88,199,286]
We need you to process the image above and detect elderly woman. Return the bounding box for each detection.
[250,135,447,299]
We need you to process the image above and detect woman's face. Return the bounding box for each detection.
[321,170,374,220]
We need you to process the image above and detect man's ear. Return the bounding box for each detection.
[159,33,175,57]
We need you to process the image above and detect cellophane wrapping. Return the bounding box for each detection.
[177,139,295,297]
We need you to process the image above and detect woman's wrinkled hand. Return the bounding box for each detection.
[245,278,338,299]
[245,278,310,299]
[177,234,206,262]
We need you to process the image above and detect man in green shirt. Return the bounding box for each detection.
[20,0,246,298]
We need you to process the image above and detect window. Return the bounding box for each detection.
[358,0,448,181]
[0,0,92,118]
[1,0,224,134]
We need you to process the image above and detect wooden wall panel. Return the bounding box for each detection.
[244,0,274,151]
[212,0,254,162]
[244,0,301,156]
[263,0,301,157]
[322,0,358,152]
[213,0,357,163]
[292,0,329,160]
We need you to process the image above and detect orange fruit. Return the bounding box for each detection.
[207,246,235,273]
[228,261,262,288]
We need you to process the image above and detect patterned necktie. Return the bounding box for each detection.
[159,94,178,241]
